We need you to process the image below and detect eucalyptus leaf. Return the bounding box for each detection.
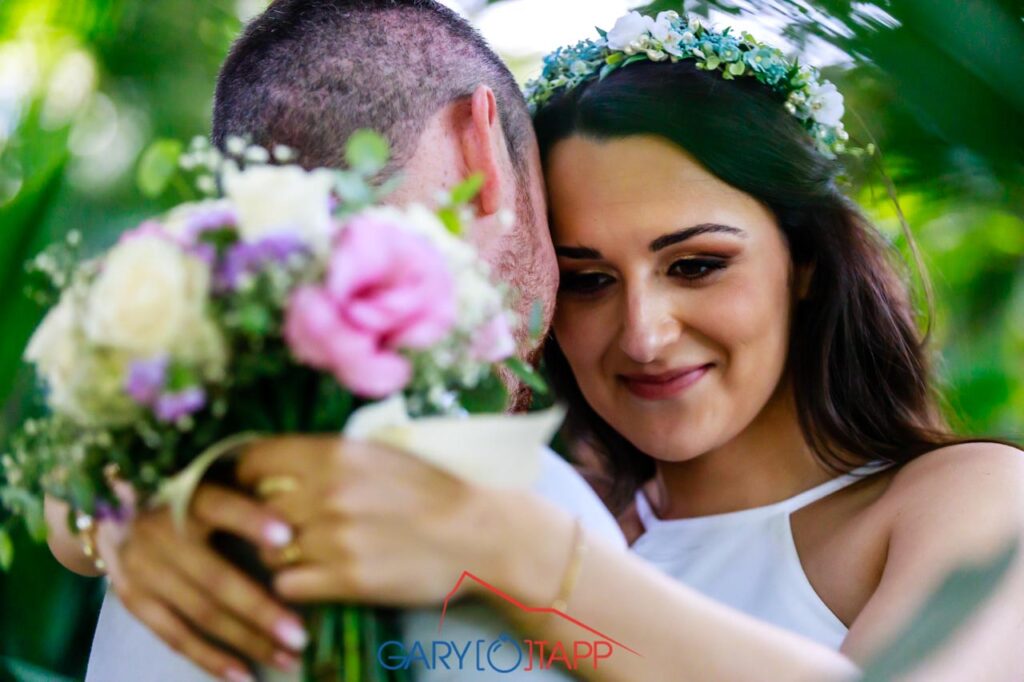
[860,538,1020,681]
[528,299,545,340]
[345,129,390,176]
[505,357,549,395]
[459,371,508,414]
[137,139,184,198]
[334,171,376,209]
[450,172,485,205]
[436,207,462,236]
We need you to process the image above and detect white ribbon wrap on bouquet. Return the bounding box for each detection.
[343,395,565,488]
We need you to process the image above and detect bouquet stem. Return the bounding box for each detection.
[304,605,409,682]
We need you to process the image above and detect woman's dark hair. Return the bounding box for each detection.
[534,60,976,514]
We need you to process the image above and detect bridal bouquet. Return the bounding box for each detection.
[0,132,557,681]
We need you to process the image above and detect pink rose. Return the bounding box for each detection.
[284,215,457,397]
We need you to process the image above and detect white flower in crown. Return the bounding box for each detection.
[806,81,845,127]
[649,11,678,43]
[606,11,655,50]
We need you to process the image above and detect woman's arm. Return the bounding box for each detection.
[494,443,1024,681]
[488,491,861,682]
[246,437,1024,681]
[839,443,1024,681]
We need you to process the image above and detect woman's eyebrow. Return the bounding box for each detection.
[555,224,745,259]
[650,223,746,252]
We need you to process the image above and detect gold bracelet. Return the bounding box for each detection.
[75,512,107,573]
[551,517,586,612]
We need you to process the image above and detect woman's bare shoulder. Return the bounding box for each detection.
[877,441,1024,538]
[885,441,1023,494]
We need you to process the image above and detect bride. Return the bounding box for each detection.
[233,10,1024,680]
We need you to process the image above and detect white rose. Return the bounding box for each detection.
[25,295,137,425]
[807,81,844,127]
[25,294,81,407]
[224,165,336,252]
[606,11,655,51]
[84,235,213,358]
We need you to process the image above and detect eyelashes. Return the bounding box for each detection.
[558,271,615,296]
[559,257,729,297]
[667,257,728,280]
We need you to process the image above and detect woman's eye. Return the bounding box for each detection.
[559,271,615,295]
[668,257,727,281]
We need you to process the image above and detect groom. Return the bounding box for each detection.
[84,1,624,680]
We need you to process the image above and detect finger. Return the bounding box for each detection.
[262,489,322,528]
[259,517,341,572]
[139,553,297,671]
[274,565,345,603]
[236,436,329,487]
[192,484,294,549]
[148,525,310,653]
[123,592,255,682]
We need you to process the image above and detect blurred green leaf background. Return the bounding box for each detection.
[0,0,1021,678]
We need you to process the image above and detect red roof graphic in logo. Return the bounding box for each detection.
[438,570,641,657]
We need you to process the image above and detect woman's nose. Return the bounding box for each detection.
[618,287,682,364]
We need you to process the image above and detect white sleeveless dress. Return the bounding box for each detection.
[631,461,893,650]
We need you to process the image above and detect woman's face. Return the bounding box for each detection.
[548,134,799,462]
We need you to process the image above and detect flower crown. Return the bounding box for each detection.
[525,10,862,159]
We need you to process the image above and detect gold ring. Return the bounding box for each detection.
[278,541,303,565]
[255,475,300,499]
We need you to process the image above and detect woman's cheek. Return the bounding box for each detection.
[708,272,792,394]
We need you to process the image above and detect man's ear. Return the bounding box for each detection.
[458,84,504,217]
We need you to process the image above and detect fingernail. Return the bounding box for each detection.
[224,668,253,682]
[275,620,309,650]
[273,650,301,672]
[264,521,293,547]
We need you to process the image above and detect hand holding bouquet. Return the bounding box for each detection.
[1,131,558,681]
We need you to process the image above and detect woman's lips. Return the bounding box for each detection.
[619,364,713,400]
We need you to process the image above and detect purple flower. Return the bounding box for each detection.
[215,233,308,291]
[154,387,207,423]
[95,500,134,524]
[124,356,169,405]
[180,206,238,241]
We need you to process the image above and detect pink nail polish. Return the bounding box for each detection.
[275,620,309,650]
[273,650,301,672]
[265,522,293,547]
[224,668,254,682]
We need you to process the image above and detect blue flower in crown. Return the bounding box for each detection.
[524,9,862,159]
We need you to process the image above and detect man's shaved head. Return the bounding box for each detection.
[212,0,560,376]
[213,0,532,180]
